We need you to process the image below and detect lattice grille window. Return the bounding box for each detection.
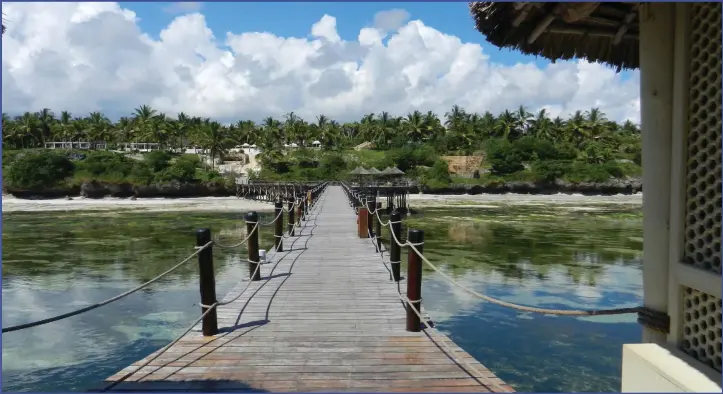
[681,287,722,372]
[684,2,722,275]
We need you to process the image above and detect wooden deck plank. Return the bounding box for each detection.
[103,186,513,393]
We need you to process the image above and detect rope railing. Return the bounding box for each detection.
[1,240,213,334]
[398,292,509,392]
[213,220,261,249]
[102,256,268,392]
[102,187,328,391]
[344,182,507,390]
[366,228,394,281]
[339,180,666,387]
[3,182,328,335]
[344,183,648,318]
[236,181,325,207]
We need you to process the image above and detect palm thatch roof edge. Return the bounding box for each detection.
[469,2,641,71]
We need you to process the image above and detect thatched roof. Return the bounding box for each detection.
[388,167,405,175]
[381,167,405,176]
[469,2,640,71]
[349,166,371,175]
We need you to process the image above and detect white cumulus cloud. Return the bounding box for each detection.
[1,2,641,123]
[162,2,203,15]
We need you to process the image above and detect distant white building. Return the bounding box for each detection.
[283,143,300,150]
[120,142,160,152]
[240,143,261,155]
[44,141,105,150]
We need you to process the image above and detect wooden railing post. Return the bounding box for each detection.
[367,195,375,239]
[390,210,402,282]
[288,197,295,236]
[303,195,308,219]
[245,212,261,281]
[274,200,283,252]
[358,204,369,238]
[375,202,382,251]
[196,228,218,336]
[406,229,424,332]
[296,199,302,225]
[300,196,305,221]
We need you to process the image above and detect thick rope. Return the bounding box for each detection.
[380,217,642,317]
[101,300,218,392]
[406,241,642,316]
[367,228,393,280]
[261,209,284,226]
[213,221,260,249]
[103,187,328,391]
[2,241,214,333]
[398,293,509,392]
[348,181,646,318]
[3,185,325,334]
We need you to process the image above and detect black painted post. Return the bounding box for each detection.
[406,229,424,332]
[245,212,261,281]
[288,197,295,236]
[389,210,402,282]
[375,202,382,251]
[274,200,283,252]
[367,195,375,238]
[296,199,302,226]
[196,228,218,336]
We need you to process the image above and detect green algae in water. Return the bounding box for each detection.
[377,204,643,392]
[2,205,643,392]
[1,210,280,392]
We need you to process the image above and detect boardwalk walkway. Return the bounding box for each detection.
[105,186,512,392]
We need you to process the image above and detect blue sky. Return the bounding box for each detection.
[120,2,554,68]
[2,2,640,122]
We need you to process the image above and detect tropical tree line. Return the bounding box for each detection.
[2,104,640,163]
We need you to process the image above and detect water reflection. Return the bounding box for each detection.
[2,204,643,392]
[2,210,277,392]
[387,204,643,392]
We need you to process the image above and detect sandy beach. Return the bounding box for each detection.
[408,192,643,208]
[1,195,276,213]
[2,192,643,213]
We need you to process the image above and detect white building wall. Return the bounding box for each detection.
[627,3,721,391]
[673,1,721,372]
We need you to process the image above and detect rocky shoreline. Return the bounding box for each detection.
[410,178,642,196]
[4,180,237,200]
[4,178,642,200]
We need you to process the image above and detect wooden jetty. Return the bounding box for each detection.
[104,185,512,392]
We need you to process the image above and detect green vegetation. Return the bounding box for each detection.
[2,205,642,392]
[2,148,228,191]
[2,105,641,191]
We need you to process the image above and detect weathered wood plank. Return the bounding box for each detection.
[104,186,512,393]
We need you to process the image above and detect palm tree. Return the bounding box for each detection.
[0,103,640,177]
[585,107,609,138]
[444,105,467,131]
[196,120,230,170]
[530,109,554,140]
[494,110,518,140]
[402,110,425,142]
[86,112,111,147]
[515,105,533,135]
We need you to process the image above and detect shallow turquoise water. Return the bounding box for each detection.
[1,205,643,392]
